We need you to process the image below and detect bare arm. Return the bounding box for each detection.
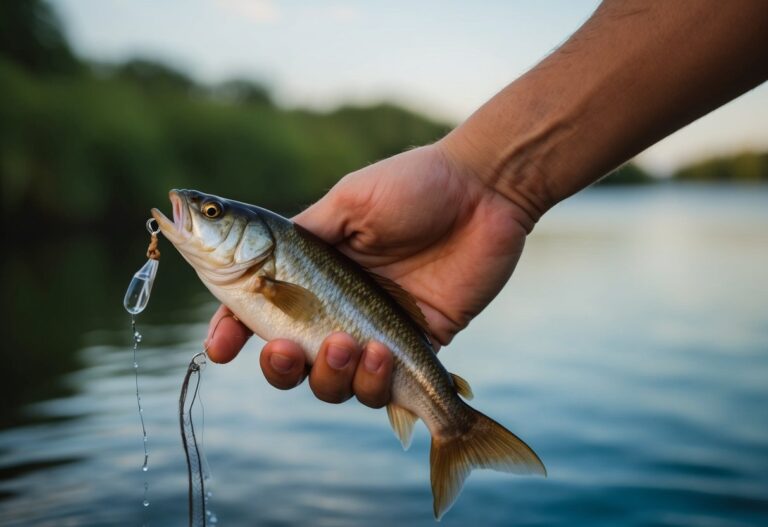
[207,0,768,403]
[443,0,768,228]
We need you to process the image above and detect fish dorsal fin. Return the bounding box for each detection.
[386,403,419,450]
[291,223,430,336]
[367,271,430,335]
[450,373,474,400]
[248,275,322,321]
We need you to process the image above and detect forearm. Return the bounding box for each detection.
[440,0,768,228]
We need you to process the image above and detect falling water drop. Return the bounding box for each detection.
[129,316,151,515]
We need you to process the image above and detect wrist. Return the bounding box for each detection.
[435,100,562,233]
[434,129,549,235]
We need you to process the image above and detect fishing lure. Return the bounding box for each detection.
[124,219,161,315]
[123,218,162,516]
[123,218,216,525]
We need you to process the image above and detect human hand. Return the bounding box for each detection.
[205,142,532,403]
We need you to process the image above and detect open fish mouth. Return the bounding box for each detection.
[151,190,191,243]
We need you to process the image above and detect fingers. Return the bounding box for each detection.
[293,171,368,245]
[304,333,393,408]
[206,305,394,407]
[259,339,308,390]
[205,305,252,364]
[293,191,346,245]
[308,333,362,403]
[353,341,393,409]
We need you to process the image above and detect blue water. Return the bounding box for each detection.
[1,185,767,526]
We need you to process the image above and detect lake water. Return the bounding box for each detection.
[2,184,767,526]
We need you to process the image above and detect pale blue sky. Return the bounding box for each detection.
[53,0,768,174]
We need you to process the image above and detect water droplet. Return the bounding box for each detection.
[133,361,139,369]
[142,465,148,472]
[206,510,212,517]
[143,500,150,507]
[210,513,218,524]
[206,491,213,498]
[143,436,148,443]
[134,332,143,342]
[139,407,144,413]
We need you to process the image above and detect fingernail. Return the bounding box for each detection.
[270,353,294,373]
[326,345,351,370]
[364,348,384,373]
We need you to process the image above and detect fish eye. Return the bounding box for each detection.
[201,202,222,219]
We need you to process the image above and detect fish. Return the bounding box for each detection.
[152,189,546,519]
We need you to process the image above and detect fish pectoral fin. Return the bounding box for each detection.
[249,276,322,321]
[430,410,546,520]
[386,403,419,450]
[450,373,474,400]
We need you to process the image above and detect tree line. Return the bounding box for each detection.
[1,1,764,235]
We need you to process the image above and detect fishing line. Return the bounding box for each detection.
[180,315,231,526]
[180,351,217,526]
[124,218,220,525]
[123,219,162,517]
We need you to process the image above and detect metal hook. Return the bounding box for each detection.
[146,218,160,235]
[192,352,208,370]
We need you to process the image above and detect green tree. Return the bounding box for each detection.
[674,151,768,183]
[0,0,79,75]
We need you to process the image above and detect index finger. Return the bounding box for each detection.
[205,305,252,364]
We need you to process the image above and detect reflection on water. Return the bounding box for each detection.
[1,185,767,526]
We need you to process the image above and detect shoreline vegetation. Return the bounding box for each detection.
[1,1,766,236]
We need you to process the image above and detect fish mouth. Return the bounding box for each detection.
[151,190,191,244]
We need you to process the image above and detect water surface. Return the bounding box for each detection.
[2,185,767,526]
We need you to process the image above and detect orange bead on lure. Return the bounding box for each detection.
[153,189,546,519]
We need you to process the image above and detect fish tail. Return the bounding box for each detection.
[429,408,546,520]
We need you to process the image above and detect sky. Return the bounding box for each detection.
[53,0,768,175]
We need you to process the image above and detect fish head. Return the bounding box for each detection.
[152,189,274,285]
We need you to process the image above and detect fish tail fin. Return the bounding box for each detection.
[429,408,546,520]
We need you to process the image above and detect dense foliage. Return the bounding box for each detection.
[0,1,450,233]
[1,1,764,235]
[673,151,768,183]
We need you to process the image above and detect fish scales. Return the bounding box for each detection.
[153,189,545,519]
[270,217,451,416]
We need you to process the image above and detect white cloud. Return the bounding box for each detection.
[217,0,279,23]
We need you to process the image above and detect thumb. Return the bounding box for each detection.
[292,186,349,245]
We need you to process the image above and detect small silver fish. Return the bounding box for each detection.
[152,189,545,519]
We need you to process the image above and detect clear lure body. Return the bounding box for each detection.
[124,219,162,315]
[124,259,159,315]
